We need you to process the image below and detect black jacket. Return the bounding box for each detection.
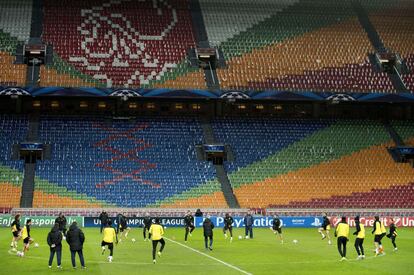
[224,216,234,227]
[55,216,67,231]
[353,221,361,235]
[273,218,281,229]
[47,225,63,250]
[184,214,194,227]
[322,216,330,227]
[66,223,85,251]
[203,218,214,236]
[143,216,152,228]
[99,212,109,225]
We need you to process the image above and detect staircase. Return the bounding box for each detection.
[19,114,40,207]
[26,0,44,86]
[20,163,36,208]
[215,165,240,208]
[353,1,408,93]
[200,117,239,208]
[383,120,405,146]
[189,0,220,90]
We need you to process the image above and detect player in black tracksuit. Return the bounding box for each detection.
[223,213,234,241]
[117,213,130,241]
[203,217,214,251]
[184,212,195,242]
[143,214,152,241]
[271,215,284,244]
[387,218,398,251]
[55,213,67,237]
[318,213,332,245]
[98,211,109,233]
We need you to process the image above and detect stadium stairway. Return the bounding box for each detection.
[353,0,409,93]
[200,117,239,208]
[189,0,220,90]
[18,114,40,207]
[25,0,44,86]
[383,120,405,147]
[20,163,35,207]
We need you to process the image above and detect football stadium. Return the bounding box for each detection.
[0,0,414,274]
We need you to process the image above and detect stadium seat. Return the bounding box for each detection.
[41,0,202,89]
[34,116,218,208]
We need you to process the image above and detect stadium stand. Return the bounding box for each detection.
[41,0,206,89]
[211,118,332,174]
[34,116,223,208]
[204,119,414,208]
[203,0,396,92]
[0,0,31,86]
[366,0,414,91]
[274,183,414,208]
[0,115,28,208]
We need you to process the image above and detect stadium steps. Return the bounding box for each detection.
[200,117,239,207]
[353,1,409,93]
[214,165,240,208]
[189,0,219,89]
[30,0,43,38]
[20,163,35,207]
[383,120,405,146]
[352,0,385,52]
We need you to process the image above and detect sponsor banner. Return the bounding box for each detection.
[196,216,414,228]
[84,217,185,228]
[195,216,323,228]
[0,215,83,228]
[330,216,414,227]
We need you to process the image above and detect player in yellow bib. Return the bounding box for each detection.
[372,216,386,256]
[20,219,34,257]
[149,218,165,264]
[101,220,117,262]
[335,216,349,261]
[353,216,365,260]
[10,214,22,251]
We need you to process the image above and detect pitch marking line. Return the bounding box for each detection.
[165,237,253,275]
[7,249,222,266]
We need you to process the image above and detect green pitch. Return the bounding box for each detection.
[1,227,413,275]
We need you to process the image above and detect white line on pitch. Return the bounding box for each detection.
[7,249,221,266]
[165,237,253,275]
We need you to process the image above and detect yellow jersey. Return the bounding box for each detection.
[22,226,29,239]
[103,227,116,243]
[357,224,365,239]
[374,221,384,235]
[380,222,386,234]
[149,224,164,241]
[335,222,349,238]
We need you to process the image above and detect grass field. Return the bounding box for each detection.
[1,227,413,275]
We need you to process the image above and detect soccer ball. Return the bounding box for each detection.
[238,235,242,240]
[245,236,250,239]
[293,239,298,244]
[16,251,24,257]
[34,243,39,248]
[164,226,167,230]
[131,238,136,243]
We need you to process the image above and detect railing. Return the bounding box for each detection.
[9,208,414,217]
[10,208,250,217]
[266,208,414,217]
